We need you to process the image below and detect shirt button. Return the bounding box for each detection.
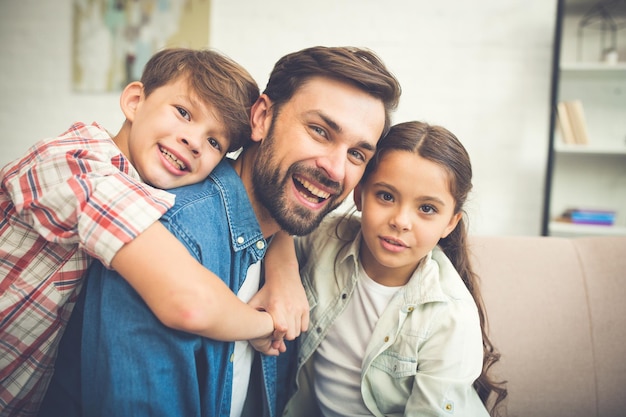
[237,236,245,244]
[384,336,389,342]
[256,240,265,250]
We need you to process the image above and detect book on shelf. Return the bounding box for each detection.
[556,100,589,145]
[556,208,616,226]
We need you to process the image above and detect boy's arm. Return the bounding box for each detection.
[248,230,310,343]
[110,221,283,355]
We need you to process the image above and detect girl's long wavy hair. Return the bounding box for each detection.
[360,121,508,415]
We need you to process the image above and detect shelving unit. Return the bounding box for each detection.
[542,0,626,237]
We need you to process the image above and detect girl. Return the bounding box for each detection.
[280,121,507,416]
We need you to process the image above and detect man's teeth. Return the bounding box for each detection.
[160,147,187,170]
[298,178,331,201]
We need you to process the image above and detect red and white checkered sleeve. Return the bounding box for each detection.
[4,147,175,268]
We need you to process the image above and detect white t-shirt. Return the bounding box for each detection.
[313,264,402,417]
[230,261,262,417]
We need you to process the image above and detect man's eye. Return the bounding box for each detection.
[311,126,327,139]
[177,106,190,120]
[348,149,366,162]
[208,137,221,151]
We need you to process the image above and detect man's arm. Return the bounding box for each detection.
[111,220,283,355]
[249,230,310,345]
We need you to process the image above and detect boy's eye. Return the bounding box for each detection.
[208,137,222,151]
[176,106,190,121]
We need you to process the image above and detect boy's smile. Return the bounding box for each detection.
[117,77,230,189]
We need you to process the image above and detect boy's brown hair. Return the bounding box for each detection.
[141,48,260,152]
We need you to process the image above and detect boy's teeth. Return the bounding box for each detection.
[160,147,187,170]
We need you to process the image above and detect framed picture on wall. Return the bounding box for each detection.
[72,0,210,92]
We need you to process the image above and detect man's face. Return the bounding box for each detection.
[252,76,386,235]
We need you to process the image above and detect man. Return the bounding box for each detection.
[43,46,401,417]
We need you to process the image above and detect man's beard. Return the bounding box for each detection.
[252,129,344,236]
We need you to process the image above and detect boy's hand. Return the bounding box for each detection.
[249,327,287,356]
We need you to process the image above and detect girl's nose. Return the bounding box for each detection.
[390,208,412,231]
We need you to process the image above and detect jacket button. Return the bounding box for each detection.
[256,240,265,250]
[237,236,245,244]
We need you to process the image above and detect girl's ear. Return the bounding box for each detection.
[353,183,364,212]
[249,94,274,143]
[120,81,144,122]
[441,212,463,238]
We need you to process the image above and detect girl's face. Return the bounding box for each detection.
[354,150,462,286]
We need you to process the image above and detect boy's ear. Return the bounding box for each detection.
[353,183,363,212]
[120,81,144,122]
[441,212,463,239]
[249,94,274,143]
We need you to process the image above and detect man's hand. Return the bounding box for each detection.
[248,231,309,346]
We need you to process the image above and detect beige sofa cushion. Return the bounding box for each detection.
[470,236,597,417]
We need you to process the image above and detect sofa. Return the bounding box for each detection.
[469,235,626,417]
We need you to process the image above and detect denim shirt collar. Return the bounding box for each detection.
[210,159,267,257]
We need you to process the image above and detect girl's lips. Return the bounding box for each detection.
[379,236,408,252]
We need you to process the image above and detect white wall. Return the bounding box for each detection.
[0,0,558,236]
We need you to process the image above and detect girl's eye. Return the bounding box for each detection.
[176,106,190,121]
[376,191,394,202]
[208,137,221,151]
[420,204,437,214]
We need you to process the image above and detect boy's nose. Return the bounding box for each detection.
[180,137,200,156]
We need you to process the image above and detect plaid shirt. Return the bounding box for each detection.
[0,122,175,416]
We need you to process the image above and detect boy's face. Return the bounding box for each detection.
[251,76,386,236]
[125,77,230,189]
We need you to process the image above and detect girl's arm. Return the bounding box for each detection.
[249,230,310,343]
[111,221,283,356]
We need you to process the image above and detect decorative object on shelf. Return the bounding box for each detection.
[557,208,617,226]
[577,0,626,63]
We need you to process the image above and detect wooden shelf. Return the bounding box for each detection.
[549,221,626,237]
[560,62,626,73]
[554,143,626,155]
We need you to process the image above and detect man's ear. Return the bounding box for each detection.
[120,81,144,122]
[353,183,364,212]
[249,94,273,143]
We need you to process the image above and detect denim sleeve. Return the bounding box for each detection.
[77,261,211,417]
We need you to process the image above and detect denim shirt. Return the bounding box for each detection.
[282,215,488,417]
[45,159,278,417]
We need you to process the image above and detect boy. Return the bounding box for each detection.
[0,48,295,416]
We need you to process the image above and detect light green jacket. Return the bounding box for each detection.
[282,215,488,417]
